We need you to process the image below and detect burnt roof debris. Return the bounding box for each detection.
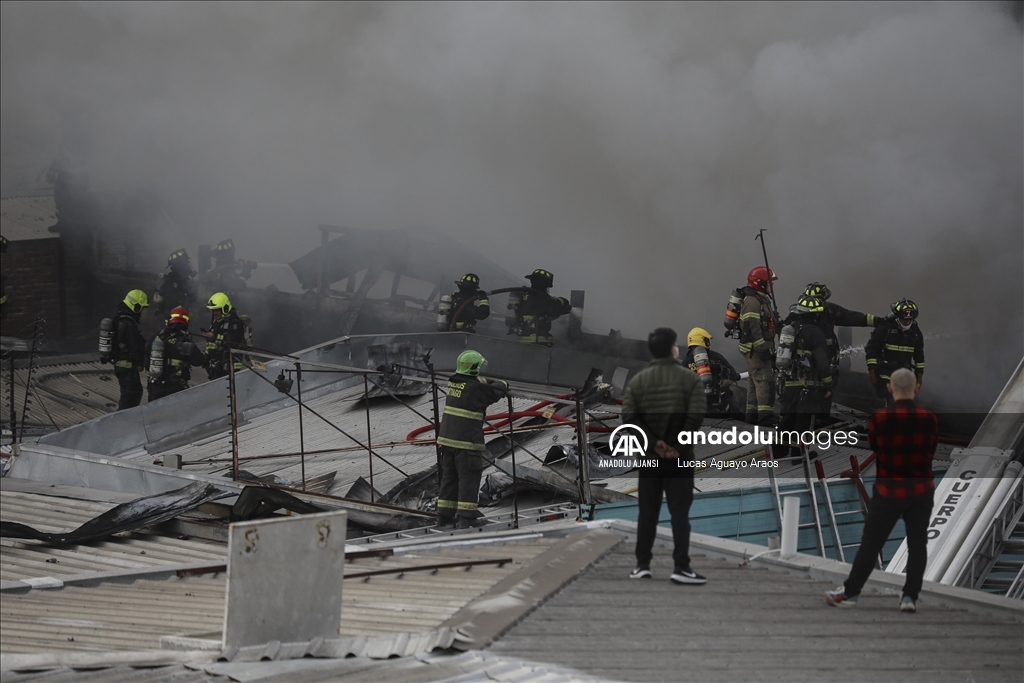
[289,225,521,294]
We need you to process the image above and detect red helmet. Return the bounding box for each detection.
[747,266,778,292]
[168,307,190,329]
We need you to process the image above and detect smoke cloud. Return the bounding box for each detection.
[1,2,1021,410]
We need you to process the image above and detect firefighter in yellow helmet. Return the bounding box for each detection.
[203,292,250,380]
[110,289,149,409]
[681,327,742,418]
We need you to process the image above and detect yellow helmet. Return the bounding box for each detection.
[207,292,232,314]
[123,289,149,313]
[686,327,712,348]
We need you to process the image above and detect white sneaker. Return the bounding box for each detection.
[670,567,707,585]
[629,566,652,579]
[900,595,917,613]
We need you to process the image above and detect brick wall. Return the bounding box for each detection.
[1,238,62,338]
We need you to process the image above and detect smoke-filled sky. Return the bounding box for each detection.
[2,1,1022,409]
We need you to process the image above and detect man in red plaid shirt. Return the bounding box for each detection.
[826,368,937,612]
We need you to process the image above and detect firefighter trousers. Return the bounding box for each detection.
[743,352,776,426]
[437,446,485,520]
[115,368,143,411]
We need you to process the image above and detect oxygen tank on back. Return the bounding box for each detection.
[436,295,453,331]
[98,318,115,363]
[776,323,797,374]
[723,288,743,338]
[693,346,715,394]
[149,337,165,380]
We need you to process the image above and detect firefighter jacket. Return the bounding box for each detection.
[436,373,508,452]
[112,303,146,371]
[782,319,833,390]
[866,320,924,383]
[200,262,252,298]
[148,325,206,388]
[738,287,776,357]
[822,302,880,367]
[206,310,249,376]
[448,288,490,333]
[517,290,571,345]
[621,358,706,473]
[153,266,196,314]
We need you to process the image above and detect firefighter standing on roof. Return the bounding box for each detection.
[738,266,779,426]
[866,299,924,405]
[682,327,742,418]
[435,350,508,529]
[153,249,196,314]
[146,307,206,401]
[516,269,572,346]
[109,290,148,410]
[443,273,490,333]
[203,292,250,380]
[775,296,833,459]
[803,282,886,412]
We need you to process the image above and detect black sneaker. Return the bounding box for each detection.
[629,566,652,579]
[670,567,707,585]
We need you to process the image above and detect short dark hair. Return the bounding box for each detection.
[648,327,678,358]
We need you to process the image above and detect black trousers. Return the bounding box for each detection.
[844,490,933,600]
[776,385,827,459]
[115,368,143,410]
[635,476,695,570]
[437,446,485,519]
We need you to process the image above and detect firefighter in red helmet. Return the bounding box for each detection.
[146,307,207,401]
[738,266,779,425]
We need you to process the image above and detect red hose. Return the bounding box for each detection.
[405,392,611,441]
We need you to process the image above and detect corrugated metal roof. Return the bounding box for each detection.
[0,651,621,682]
[0,536,561,655]
[2,360,213,432]
[0,481,226,584]
[0,195,58,242]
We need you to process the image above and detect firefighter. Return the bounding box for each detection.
[146,307,207,401]
[153,249,197,314]
[435,350,509,529]
[201,239,256,298]
[444,273,490,333]
[516,269,572,346]
[866,299,924,405]
[682,327,742,418]
[803,282,886,407]
[737,266,779,426]
[776,295,833,459]
[203,292,250,380]
[110,289,149,410]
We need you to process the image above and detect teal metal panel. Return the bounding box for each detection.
[595,471,947,564]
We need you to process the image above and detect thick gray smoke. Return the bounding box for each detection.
[2,2,1021,411]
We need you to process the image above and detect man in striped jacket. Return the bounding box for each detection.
[436,350,508,529]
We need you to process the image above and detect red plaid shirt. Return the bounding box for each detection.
[868,399,938,499]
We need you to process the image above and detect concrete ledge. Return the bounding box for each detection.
[602,519,1024,622]
[0,561,227,593]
